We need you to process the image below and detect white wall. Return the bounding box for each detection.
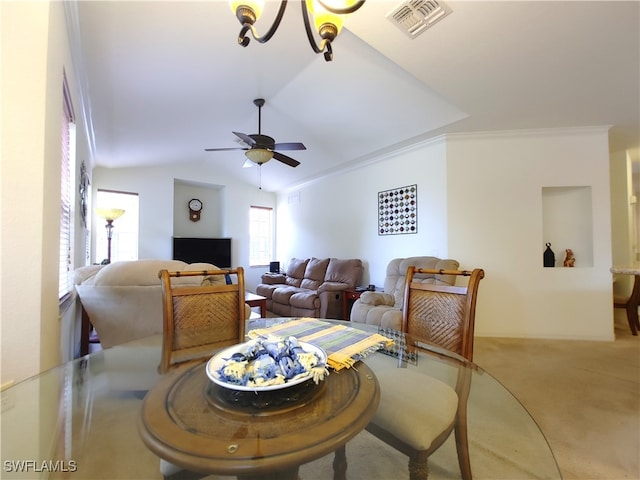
[610,150,635,297]
[1,0,80,464]
[1,1,90,384]
[277,138,449,287]
[446,128,613,340]
[277,128,614,340]
[92,162,276,290]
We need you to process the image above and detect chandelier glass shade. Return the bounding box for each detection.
[231,0,365,61]
[306,0,344,37]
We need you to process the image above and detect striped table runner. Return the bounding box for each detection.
[247,317,394,371]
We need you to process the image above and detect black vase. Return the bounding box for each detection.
[543,243,555,267]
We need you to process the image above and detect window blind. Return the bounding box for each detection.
[59,73,75,300]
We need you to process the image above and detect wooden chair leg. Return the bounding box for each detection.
[626,302,639,335]
[80,306,91,356]
[455,414,472,480]
[455,362,473,479]
[619,274,640,336]
[332,445,347,480]
[408,451,429,480]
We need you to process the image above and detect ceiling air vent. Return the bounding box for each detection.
[387,0,452,39]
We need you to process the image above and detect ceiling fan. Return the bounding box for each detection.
[205,98,305,168]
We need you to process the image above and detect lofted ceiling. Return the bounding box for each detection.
[66,1,640,192]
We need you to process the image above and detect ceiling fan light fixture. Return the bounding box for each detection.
[245,148,274,165]
[205,98,304,172]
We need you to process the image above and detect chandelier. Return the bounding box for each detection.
[231,0,366,61]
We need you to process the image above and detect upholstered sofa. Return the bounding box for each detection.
[256,257,363,319]
[350,256,460,330]
[74,259,249,349]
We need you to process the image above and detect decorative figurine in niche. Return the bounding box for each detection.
[543,243,555,267]
[563,249,576,267]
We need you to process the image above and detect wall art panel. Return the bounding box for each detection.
[378,184,417,235]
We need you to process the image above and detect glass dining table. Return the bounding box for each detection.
[1,318,561,480]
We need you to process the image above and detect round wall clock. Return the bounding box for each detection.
[188,198,202,222]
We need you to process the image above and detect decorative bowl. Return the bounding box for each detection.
[206,340,327,392]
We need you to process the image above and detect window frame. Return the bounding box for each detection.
[249,206,274,267]
[95,189,139,264]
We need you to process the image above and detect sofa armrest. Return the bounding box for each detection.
[261,273,286,285]
[359,291,395,306]
[74,264,104,285]
[318,281,351,292]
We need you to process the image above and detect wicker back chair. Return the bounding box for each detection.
[402,267,484,362]
[158,267,246,374]
[366,266,484,480]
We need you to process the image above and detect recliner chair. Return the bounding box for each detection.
[350,257,460,331]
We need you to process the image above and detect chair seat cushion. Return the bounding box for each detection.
[365,354,458,451]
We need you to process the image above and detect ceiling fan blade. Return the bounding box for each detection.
[273,151,301,168]
[233,131,256,146]
[273,142,306,151]
[204,147,248,152]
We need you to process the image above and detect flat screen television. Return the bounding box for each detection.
[172,237,232,268]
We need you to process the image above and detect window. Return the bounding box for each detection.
[95,190,139,263]
[249,206,273,267]
[59,73,75,301]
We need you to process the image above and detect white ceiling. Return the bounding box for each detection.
[67,1,640,192]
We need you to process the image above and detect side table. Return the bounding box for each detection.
[245,292,267,318]
[342,290,363,320]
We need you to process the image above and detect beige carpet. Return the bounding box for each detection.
[472,314,639,480]
[69,313,639,480]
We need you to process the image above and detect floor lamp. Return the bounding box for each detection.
[96,208,125,264]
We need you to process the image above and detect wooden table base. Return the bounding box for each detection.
[139,361,379,480]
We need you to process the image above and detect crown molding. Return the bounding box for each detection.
[64,1,96,165]
[445,125,612,142]
[278,133,447,194]
[277,125,613,195]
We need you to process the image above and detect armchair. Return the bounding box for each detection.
[350,257,460,330]
[75,259,250,352]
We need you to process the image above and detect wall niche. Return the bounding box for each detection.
[173,179,224,237]
[542,186,593,268]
